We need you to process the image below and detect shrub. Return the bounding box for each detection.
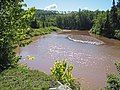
[106,74,120,90]
[106,60,120,90]
[0,1,35,70]
[115,60,120,73]
[51,60,80,89]
[114,30,120,40]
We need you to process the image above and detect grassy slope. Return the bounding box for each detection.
[0,66,51,90]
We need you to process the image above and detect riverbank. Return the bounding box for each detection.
[14,26,61,53]
[0,27,61,90]
[61,29,120,46]
[2,29,119,90]
[19,30,120,90]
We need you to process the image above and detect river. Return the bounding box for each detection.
[19,30,120,90]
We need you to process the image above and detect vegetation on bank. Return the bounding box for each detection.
[0,66,52,90]
[34,0,120,40]
[0,0,120,90]
[0,1,62,89]
[18,26,61,47]
[34,8,95,30]
[115,60,120,73]
[0,0,77,89]
[0,0,36,71]
[29,26,61,37]
[106,60,120,90]
[90,0,120,40]
[55,10,94,30]
[51,60,80,89]
[0,61,80,90]
[0,0,61,71]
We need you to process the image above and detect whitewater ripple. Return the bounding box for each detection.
[68,35,104,45]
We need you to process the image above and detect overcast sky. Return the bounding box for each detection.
[24,0,117,11]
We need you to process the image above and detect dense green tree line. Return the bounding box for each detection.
[34,10,58,28]
[56,10,95,30]
[91,0,120,40]
[33,0,120,40]
[34,9,96,30]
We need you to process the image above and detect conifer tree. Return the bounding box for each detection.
[117,0,120,8]
[102,10,114,37]
[110,0,119,29]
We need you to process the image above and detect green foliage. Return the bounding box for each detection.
[51,60,80,89]
[48,26,61,32]
[30,18,39,29]
[0,66,51,90]
[117,0,120,8]
[28,27,61,37]
[90,12,106,35]
[35,10,58,28]
[15,27,61,47]
[91,0,120,40]
[56,10,94,30]
[0,0,35,70]
[106,60,120,90]
[115,60,120,73]
[51,61,74,85]
[34,9,94,30]
[106,74,120,90]
[114,30,120,40]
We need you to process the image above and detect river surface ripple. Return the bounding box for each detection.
[19,30,120,90]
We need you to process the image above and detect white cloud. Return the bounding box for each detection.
[44,4,57,10]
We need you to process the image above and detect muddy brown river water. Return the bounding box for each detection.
[19,30,120,90]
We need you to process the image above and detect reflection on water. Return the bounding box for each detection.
[19,30,120,90]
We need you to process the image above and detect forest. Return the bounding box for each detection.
[32,0,120,39]
[0,0,120,90]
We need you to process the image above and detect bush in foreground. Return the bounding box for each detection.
[51,60,80,90]
[106,60,120,90]
[106,74,120,90]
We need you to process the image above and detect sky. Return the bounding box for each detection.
[24,0,116,11]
